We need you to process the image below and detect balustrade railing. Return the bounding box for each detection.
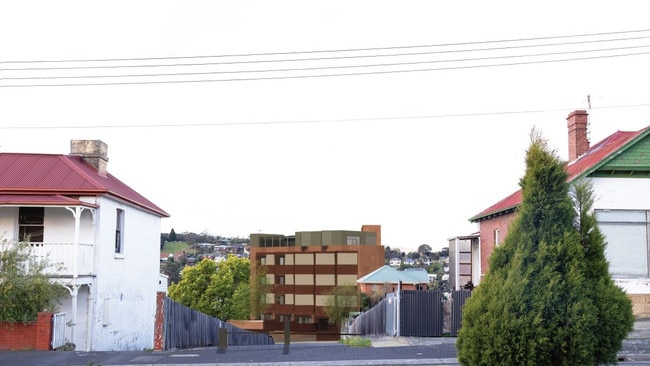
[27,242,94,276]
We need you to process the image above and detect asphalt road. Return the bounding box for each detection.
[1,318,648,366]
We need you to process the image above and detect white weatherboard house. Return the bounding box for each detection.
[0,140,169,351]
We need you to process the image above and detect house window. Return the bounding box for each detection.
[19,207,44,242]
[298,316,313,324]
[494,229,500,247]
[347,236,360,245]
[278,275,285,285]
[276,294,285,304]
[115,209,125,254]
[278,256,285,265]
[278,315,291,323]
[596,210,649,277]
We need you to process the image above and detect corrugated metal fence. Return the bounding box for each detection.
[400,290,445,337]
[349,289,472,338]
[450,289,472,336]
[163,297,274,349]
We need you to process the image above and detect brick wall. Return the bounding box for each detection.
[153,292,165,351]
[478,212,515,276]
[0,312,53,351]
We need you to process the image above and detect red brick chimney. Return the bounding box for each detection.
[567,110,589,161]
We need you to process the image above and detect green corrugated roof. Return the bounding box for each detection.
[357,265,429,284]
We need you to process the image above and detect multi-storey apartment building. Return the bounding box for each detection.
[249,225,384,339]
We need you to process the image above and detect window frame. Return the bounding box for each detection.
[596,209,650,278]
[19,207,45,243]
[115,208,125,256]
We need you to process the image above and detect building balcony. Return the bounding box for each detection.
[28,242,94,277]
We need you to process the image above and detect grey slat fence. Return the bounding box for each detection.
[163,297,274,349]
[349,289,471,338]
[348,293,392,336]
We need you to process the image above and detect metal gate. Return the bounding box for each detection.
[450,290,472,336]
[51,312,67,349]
[399,290,445,337]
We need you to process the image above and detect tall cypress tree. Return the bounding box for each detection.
[571,179,634,364]
[457,130,633,365]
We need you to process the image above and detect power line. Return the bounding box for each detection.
[3,44,648,81]
[3,34,650,73]
[2,103,650,130]
[2,50,649,88]
[2,28,649,65]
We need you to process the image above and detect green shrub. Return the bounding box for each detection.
[0,238,67,323]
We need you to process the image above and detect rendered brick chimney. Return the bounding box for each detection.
[567,110,589,161]
[70,140,109,177]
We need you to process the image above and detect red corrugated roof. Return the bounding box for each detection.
[0,194,98,208]
[470,127,650,222]
[0,152,169,217]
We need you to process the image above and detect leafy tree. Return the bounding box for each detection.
[249,263,269,319]
[0,238,66,323]
[359,292,372,311]
[457,130,633,366]
[160,255,186,285]
[417,244,432,255]
[384,246,402,263]
[323,284,358,325]
[167,255,251,321]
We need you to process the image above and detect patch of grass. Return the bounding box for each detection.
[339,337,372,347]
[161,241,195,256]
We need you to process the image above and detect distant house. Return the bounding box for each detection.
[404,258,415,266]
[0,140,169,350]
[448,234,479,290]
[389,257,402,267]
[465,110,650,316]
[357,265,429,296]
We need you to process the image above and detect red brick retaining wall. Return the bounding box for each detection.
[0,312,53,350]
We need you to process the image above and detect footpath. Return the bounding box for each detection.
[0,318,648,366]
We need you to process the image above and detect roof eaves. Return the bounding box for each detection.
[570,127,650,182]
[105,190,170,218]
[469,204,518,223]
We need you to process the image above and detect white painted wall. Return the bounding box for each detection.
[591,177,650,294]
[0,207,17,240]
[591,177,650,209]
[90,196,162,351]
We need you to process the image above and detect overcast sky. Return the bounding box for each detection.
[2,1,650,252]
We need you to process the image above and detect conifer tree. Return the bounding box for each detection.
[457,130,633,365]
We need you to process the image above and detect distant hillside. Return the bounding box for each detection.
[161,241,195,257]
